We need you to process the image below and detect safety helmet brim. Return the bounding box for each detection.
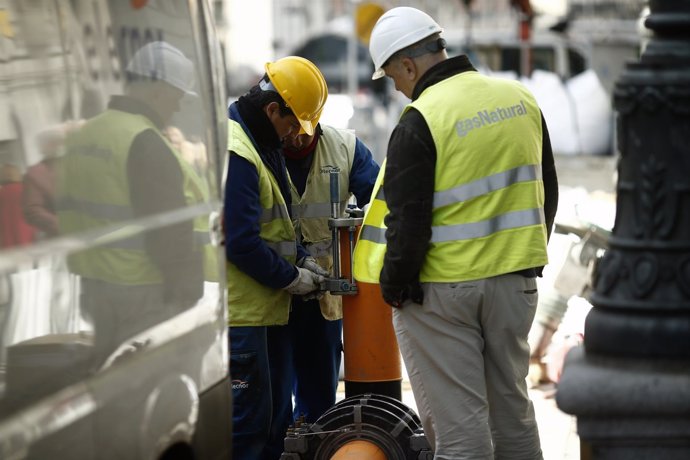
[372,68,386,80]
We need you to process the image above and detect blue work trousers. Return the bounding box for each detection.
[229,302,342,460]
[229,325,291,460]
[288,297,342,423]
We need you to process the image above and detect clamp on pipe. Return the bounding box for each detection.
[321,170,363,296]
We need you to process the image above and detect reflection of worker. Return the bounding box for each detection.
[58,41,204,365]
[0,164,35,248]
[275,124,379,425]
[356,7,558,459]
[225,56,328,460]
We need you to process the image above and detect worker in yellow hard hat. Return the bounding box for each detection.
[224,56,329,460]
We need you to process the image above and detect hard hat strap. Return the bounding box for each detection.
[259,77,278,93]
[384,37,447,68]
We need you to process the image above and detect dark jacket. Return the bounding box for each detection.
[224,97,307,290]
[118,96,203,305]
[380,55,559,304]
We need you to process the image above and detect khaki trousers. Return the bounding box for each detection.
[393,274,543,460]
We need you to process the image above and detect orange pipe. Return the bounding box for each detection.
[339,228,401,384]
[330,440,387,460]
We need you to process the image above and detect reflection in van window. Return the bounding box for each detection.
[57,40,205,365]
[0,1,230,458]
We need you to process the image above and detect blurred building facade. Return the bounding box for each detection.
[210,0,647,157]
[211,0,646,94]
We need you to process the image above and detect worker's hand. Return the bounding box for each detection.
[298,256,330,277]
[381,282,423,308]
[284,267,325,296]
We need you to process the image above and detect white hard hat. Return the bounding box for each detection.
[126,41,197,96]
[369,7,443,80]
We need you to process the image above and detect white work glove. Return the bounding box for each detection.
[284,267,325,296]
[298,256,330,277]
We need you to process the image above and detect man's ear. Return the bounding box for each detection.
[264,101,280,118]
[400,57,418,81]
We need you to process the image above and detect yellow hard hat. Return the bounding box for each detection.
[264,56,328,136]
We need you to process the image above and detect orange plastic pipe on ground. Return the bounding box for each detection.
[330,440,387,460]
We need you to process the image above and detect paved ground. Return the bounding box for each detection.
[553,153,617,194]
[531,383,580,459]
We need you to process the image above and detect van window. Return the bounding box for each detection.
[498,46,556,76]
[470,42,587,79]
[0,1,230,458]
[291,33,385,96]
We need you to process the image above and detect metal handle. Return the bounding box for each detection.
[330,171,341,279]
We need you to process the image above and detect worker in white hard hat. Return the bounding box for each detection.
[57,41,205,365]
[355,6,558,459]
[224,56,329,460]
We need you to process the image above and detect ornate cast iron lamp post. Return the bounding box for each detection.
[556,2,690,458]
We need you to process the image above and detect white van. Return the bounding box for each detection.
[0,1,231,458]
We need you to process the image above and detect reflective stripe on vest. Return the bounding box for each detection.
[430,164,544,242]
[261,203,291,223]
[265,240,298,257]
[57,197,134,220]
[431,208,545,242]
[291,202,331,220]
[226,119,296,326]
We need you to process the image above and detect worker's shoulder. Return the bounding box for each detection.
[319,124,357,152]
[320,124,355,140]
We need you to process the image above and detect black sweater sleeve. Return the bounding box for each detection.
[541,113,559,242]
[128,129,203,305]
[379,108,435,299]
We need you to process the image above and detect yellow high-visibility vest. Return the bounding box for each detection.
[58,109,208,285]
[352,158,387,283]
[353,71,548,283]
[226,120,297,326]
